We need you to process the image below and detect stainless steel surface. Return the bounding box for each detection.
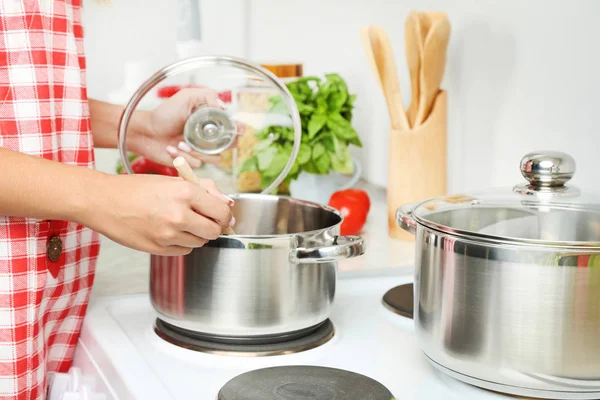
[411,151,600,247]
[428,356,600,400]
[117,55,302,195]
[292,235,365,263]
[414,205,600,246]
[217,366,395,400]
[514,151,581,197]
[519,151,576,188]
[396,203,417,235]
[150,193,365,337]
[396,151,600,398]
[183,105,236,155]
[154,319,335,357]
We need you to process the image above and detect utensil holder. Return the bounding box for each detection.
[388,90,447,240]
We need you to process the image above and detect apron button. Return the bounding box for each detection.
[47,235,63,262]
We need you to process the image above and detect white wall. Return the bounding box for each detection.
[81,0,246,174]
[82,0,600,193]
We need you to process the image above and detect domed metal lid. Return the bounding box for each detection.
[410,151,600,247]
[117,55,302,195]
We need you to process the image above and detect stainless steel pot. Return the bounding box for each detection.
[115,55,363,339]
[150,193,364,339]
[114,56,366,339]
[396,151,600,399]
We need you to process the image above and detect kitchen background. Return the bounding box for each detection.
[82,0,600,193]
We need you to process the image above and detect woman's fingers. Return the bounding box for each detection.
[174,141,222,165]
[156,230,209,249]
[181,88,222,111]
[198,178,235,207]
[181,209,225,241]
[167,144,202,168]
[188,187,233,228]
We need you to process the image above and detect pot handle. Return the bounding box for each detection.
[292,236,365,264]
[396,203,417,235]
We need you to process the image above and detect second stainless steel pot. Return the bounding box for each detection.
[396,151,600,399]
[150,193,365,339]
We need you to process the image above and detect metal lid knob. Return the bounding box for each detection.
[183,106,236,155]
[519,151,576,188]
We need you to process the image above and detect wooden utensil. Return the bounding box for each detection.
[388,91,447,240]
[405,12,424,128]
[419,11,448,40]
[172,156,235,235]
[360,25,410,132]
[414,17,450,127]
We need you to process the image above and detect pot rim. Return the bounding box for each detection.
[220,193,344,239]
[411,196,600,250]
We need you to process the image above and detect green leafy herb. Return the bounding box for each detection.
[308,112,327,138]
[240,73,362,189]
[239,156,258,173]
[312,142,326,160]
[314,151,331,174]
[297,143,312,165]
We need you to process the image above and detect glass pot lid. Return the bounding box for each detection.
[117,55,302,195]
[412,151,600,247]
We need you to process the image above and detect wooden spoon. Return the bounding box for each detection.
[414,17,450,127]
[419,11,448,40]
[172,156,235,235]
[405,12,424,128]
[360,25,410,131]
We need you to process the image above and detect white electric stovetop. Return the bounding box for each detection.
[50,272,520,400]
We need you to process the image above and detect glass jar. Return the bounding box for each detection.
[226,63,303,194]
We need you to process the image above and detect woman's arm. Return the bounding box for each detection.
[0,147,101,222]
[0,146,234,255]
[88,99,150,149]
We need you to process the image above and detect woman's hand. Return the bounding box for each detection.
[85,173,235,255]
[130,88,227,169]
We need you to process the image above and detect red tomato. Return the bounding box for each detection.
[329,188,371,212]
[156,85,183,98]
[157,84,232,104]
[218,90,232,103]
[121,157,179,176]
[328,189,370,236]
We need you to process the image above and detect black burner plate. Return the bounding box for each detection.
[382,283,414,319]
[217,366,395,400]
[154,319,335,357]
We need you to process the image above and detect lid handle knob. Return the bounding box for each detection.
[519,151,576,188]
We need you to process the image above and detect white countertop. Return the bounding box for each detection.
[90,182,416,298]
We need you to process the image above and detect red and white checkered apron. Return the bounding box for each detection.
[0,1,99,398]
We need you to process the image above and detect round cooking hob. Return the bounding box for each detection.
[382,283,413,319]
[154,319,335,357]
[217,365,395,400]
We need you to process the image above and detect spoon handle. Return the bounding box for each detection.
[172,157,235,235]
